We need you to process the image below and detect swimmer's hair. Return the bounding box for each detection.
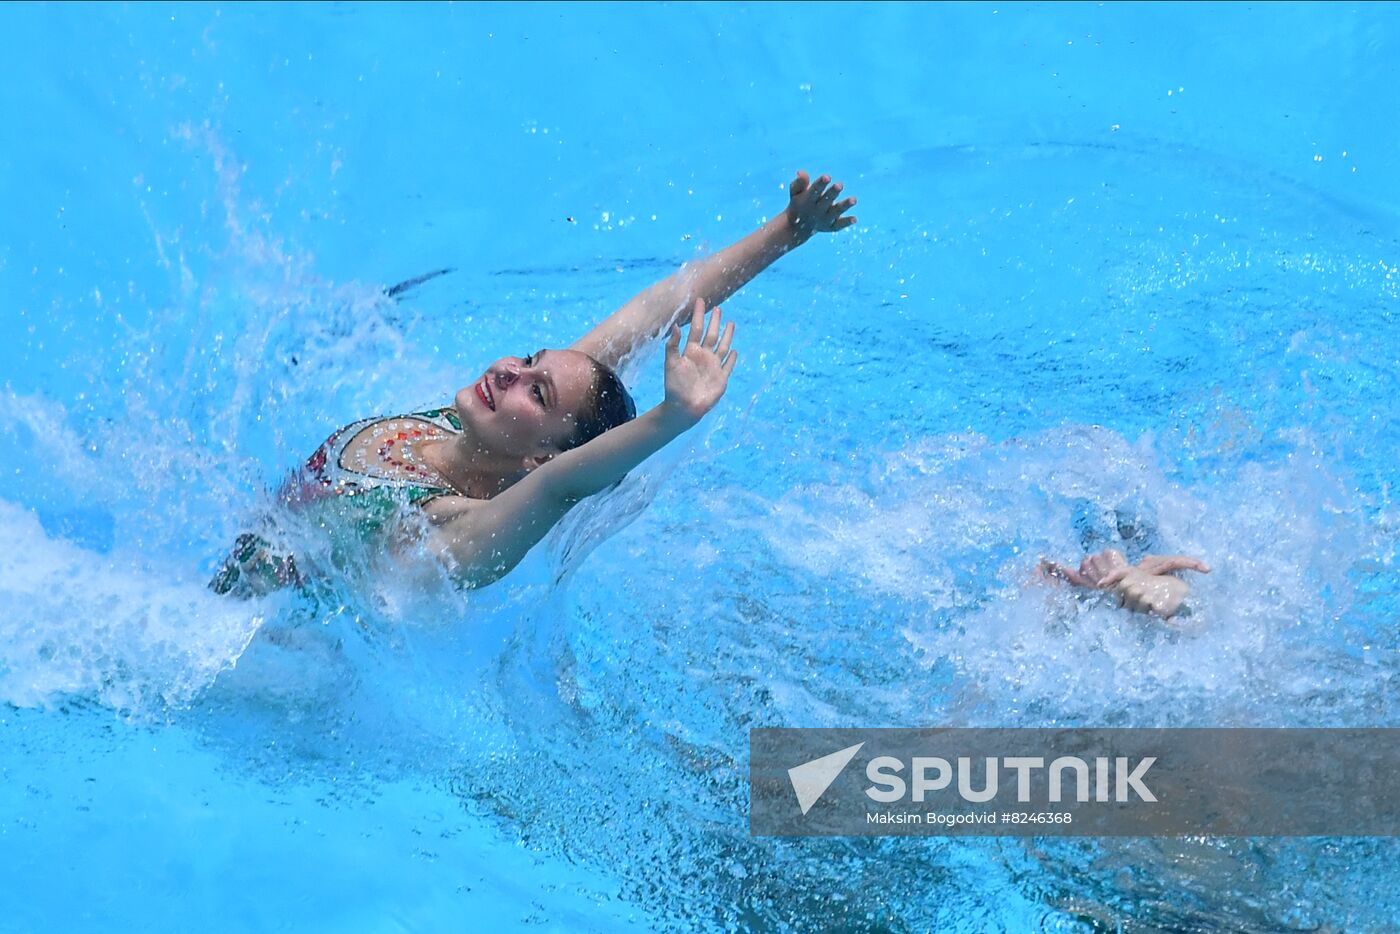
[567,355,637,450]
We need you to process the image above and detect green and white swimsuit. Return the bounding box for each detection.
[210,407,463,597]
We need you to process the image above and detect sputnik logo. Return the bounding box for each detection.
[788,742,864,815]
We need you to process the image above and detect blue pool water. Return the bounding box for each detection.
[3,2,1399,930]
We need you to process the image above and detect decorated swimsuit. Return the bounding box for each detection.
[209,407,463,597]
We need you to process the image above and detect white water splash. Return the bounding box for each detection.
[0,501,262,712]
[757,425,1382,725]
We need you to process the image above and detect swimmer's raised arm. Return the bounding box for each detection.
[571,171,856,370]
[430,300,737,586]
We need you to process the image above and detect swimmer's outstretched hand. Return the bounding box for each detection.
[1106,554,1212,579]
[1039,547,1129,588]
[784,170,858,244]
[1039,548,1210,620]
[663,299,738,424]
[1099,555,1210,619]
[1104,569,1193,619]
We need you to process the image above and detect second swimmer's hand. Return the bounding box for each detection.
[783,170,857,245]
[1039,549,1210,621]
[1039,548,1129,588]
[1102,569,1192,620]
[1100,554,1210,621]
[663,299,738,424]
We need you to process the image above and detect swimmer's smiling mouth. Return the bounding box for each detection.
[475,376,496,411]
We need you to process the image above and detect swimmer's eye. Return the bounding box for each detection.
[523,352,547,406]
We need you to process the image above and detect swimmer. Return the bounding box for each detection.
[212,170,858,596]
[1038,548,1212,620]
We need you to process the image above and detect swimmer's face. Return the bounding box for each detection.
[456,348,597,466]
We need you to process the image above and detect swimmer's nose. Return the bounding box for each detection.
[495,363,520,387]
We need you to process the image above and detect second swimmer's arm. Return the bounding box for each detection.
[570,171,855,370]
[431,301,737,586]
[1039,549,1211,620]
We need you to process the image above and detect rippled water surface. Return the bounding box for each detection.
[3,3,1399,931]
